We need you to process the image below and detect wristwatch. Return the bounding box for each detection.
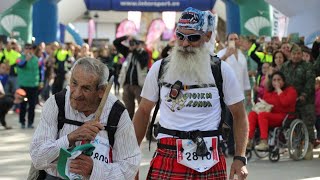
[233,156,247,165]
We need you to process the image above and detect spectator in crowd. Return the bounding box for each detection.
[254,63,270,103]
[113,36,149,119]
[247,71,297,150]
[271,51,287,72]
[218,32,251,156]
[271,36,281,51]
[311,36,320,60]
[281,43,316,160]
[0,81,14,129]
[314,77,320,147]
[97,47,114,80]
[301,46,314,63]
[3,39,21,95]
[242,36,272,75]
[110,46,123,95]
[16,44,40,129]
[52,44,71,94]
[78,43,93,58]
[0,63,9,87]
[41,43,55,101]
[280,42,291,59]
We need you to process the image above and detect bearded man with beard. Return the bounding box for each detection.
[133,7,248,180]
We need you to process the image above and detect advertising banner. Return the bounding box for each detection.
[85,0,216,11]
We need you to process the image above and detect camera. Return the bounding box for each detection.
[129,39,138,47]
[169,80,183,100]
[191,131,210,157]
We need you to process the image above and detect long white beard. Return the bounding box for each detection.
[164,44,213,84]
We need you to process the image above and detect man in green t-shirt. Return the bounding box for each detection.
[16,44,39,129]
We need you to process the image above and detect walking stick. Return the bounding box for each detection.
[94,76,114,121]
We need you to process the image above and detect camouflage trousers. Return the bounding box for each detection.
[296,104,316,141]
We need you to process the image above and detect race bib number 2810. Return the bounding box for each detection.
[176,137,219,172]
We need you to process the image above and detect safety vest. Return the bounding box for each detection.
[54,49,69,62]
[3,49,21,66]
[247,44,273,63]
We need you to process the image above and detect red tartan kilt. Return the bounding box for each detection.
[147,138,227,180]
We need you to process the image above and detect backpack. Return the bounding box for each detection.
[55,89,126,147]
[28,89,126,180]
[147,55,229,149]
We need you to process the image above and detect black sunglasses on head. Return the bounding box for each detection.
[176,31,203,42]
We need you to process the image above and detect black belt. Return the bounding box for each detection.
[157,143,177,150]
[158,125,221,139]
[160,82,216,90]
[157,142,224,151]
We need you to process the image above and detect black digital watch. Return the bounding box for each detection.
[233,156,247,165]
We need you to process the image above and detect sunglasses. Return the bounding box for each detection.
[176,31,203,42]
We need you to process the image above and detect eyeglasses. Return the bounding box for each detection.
[176,31,203,42]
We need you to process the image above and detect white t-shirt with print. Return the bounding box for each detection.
[141,59,244,138]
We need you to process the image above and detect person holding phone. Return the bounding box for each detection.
[217,33,251,156]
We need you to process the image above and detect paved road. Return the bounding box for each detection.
[0,109,319,180]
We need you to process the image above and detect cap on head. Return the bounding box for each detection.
[177,7,215,33]
[290,43,302,53]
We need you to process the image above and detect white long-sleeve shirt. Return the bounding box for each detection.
[30,87,141,180]
[217,48,251,93]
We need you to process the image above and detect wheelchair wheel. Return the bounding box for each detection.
[288,119,309,161]
[246,149,252,160]
[269,149,280,162]
[253,138,269,159]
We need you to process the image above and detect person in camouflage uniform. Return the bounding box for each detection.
[281,44,316,159]
[313,54,320,77]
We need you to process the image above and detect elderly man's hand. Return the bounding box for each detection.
[67,121,104,146]
[229,160,248,180]
[69,154,93,177]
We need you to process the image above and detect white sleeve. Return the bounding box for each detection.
[216,49,226,59]
[221,61,245,105]
[30,96,70,169]
[140,60,162,102]
[243,59,251,91]
[90,110,141,180]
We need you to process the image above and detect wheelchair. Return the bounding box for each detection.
[246,113,309,162]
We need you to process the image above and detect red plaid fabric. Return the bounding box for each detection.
[147,138,227,180]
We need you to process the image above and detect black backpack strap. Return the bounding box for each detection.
[210,56,226,135]
[106,100,126,147]
[148,58,169,150]
[54,88,68,131]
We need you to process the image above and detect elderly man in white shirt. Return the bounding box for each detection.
[217,33,251,156]
[30,57,141,180]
